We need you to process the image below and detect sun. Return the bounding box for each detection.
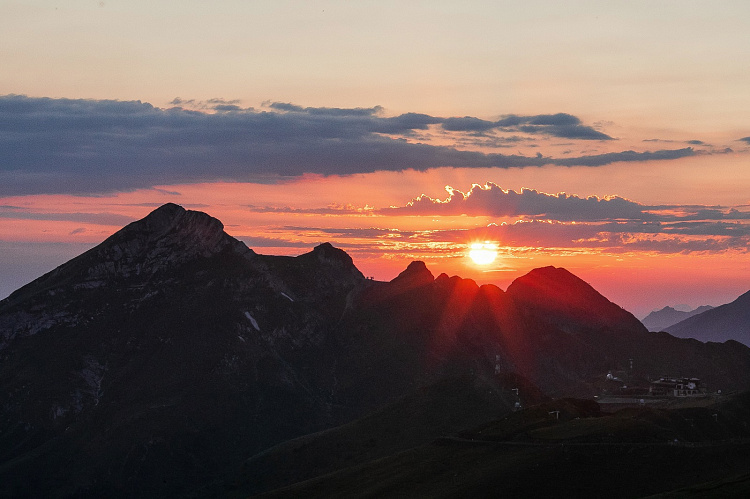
[468,242,498,265]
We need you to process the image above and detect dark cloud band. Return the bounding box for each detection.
[0,95,697,195]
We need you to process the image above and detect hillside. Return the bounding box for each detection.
[254,393,750,498]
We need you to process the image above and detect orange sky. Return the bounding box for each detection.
[2,2,750,317]
[3,158,750,318]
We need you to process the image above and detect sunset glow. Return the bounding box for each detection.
[2,2,750,318]
[469,242,498,266]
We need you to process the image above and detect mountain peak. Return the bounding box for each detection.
[121,203,255,263]
[391,261,434,287]
[508,266,602,302]
[311,242,354,265]
[519,265,578,282]
[142,202,186,227]
[507,265,645,333]
[123,203,227,248]
[294,243,364,283]
[3,204,251,305]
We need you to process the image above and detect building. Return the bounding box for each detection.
[649,377,705,397]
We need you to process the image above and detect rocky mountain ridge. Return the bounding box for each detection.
[1,203,749,497]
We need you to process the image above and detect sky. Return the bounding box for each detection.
[2,0,750,318]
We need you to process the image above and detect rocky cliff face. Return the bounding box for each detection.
[1,204,749,497]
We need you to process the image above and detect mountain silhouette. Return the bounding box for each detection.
[507,265,647,334]
[1,203,749,497]
[666,291,750,346]
[642,305,714,331]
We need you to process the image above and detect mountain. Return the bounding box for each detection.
[0,204,369,497]
[507,265,647,334]
[642,305,714,331]
[2,203,750,497]
[666,291,750,346]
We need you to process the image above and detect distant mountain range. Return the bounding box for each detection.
[640,294,750,347]
[665,291,750,346]
[2,203,750,497]
[642,305,714,331]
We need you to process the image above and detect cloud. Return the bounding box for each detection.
[0,206,135,226]
[170,97,246,112]
[739,137,750,144]
[520,124,613,140]
[386,184,649,221]
[441,112,613,140]
[0,95,698,195]
[384,182,750,223]
[245,203,375,215]
[441,117,498,132]
[428,220,750,255]
[236,235,312,249]
[552,147,695,166]
[276,218,750,257]
[282,226,414,239]
[268,101,384,117]
[375,183,750,254]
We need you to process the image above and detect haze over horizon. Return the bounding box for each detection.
[2,1,750,317]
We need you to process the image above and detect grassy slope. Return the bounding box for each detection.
[252,393,750,498]
[226,374,546,497]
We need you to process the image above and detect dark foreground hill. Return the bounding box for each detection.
[1,203,750,497]
[232,373,548,497]
[252,393,750,499]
